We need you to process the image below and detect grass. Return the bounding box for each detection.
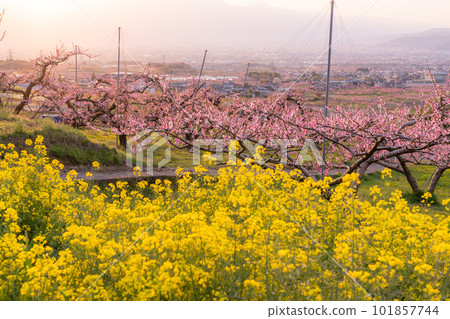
[358,165,450,215]
[0,109,121,166]
[83,129,207,168]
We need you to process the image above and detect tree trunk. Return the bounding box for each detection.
[119,134,127,149]
[397,155,422,197]
[14,101,28,114]
[428,167,446,194]
[353,161,370,193]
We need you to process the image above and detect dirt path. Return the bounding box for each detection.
[61,163,384,183]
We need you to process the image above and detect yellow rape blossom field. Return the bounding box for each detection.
[0,137,449,301]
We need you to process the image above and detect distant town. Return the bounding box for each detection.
[1,47,448,104]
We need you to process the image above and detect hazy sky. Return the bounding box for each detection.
[226,0,450,27]
[1,0,449,59]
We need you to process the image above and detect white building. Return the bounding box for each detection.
[424,70,448,83]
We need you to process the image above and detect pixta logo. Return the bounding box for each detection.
[126,130,171,175]
[127,130,324,176]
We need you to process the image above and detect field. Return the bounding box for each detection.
[0,133,449,301]
[0,87,449,301]
[301,85,435,109]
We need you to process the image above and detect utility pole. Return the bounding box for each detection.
[75,45,78,84]
[321,0,334,178]
[116,27,121,149]
[122,33,127,77]
[244,63,250,88]
[198,49,208,85]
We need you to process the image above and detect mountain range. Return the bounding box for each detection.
[383,28,450,51]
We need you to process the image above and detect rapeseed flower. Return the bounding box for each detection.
[0,140,448,301]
